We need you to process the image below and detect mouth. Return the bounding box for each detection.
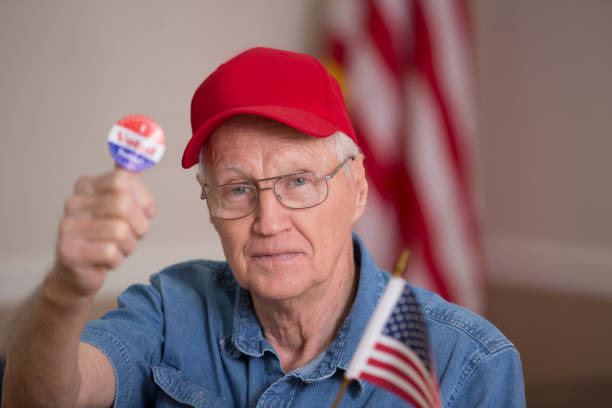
[251,252,300,263]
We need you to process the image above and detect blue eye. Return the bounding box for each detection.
[290,177,308,187]
[230,186,250,195]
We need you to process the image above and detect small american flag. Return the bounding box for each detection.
[345,277,441,408]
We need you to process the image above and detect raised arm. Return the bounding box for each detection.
[1,169,156,408]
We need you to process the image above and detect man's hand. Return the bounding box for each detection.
[54,168,156,298]
[1,168,157,408]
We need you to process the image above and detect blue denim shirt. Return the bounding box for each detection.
[82,234,525,407]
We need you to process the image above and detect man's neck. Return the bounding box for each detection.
[252,241,359,372]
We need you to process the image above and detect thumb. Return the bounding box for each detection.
[113,163,141,177]
[112,165,157,218]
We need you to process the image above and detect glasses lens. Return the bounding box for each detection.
[209,184,257,219]
[275,172,327,209]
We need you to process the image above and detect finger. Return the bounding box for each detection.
[87,241,124,270]
[88,219,139,256]
[93,170,157,218]
[74,175,97,196]
[97,193,150,238]
[59,237,124,271]
[64,193,150,238]
[64,195,95,218]
[64,217,139,256]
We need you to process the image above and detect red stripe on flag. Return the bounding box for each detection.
[374,342,436,396]
[328,35,346,66]
[366,357,431,405]
[366,0,402,77]
[353,122,452,300]
[360,372,426,408]
[413,0,485,297]
[413,0,468,192]
[326,0,483,311]
[456,0,474,47]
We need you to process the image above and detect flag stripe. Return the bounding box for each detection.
[366,358,429,403]
[419,0,486,307]
[412,0,484,287]
[360,372,427,408]
[346,278,406,379]
[353,0,453,300]
[407,73,481,309]
[414,0,483,258]
[375,337,439,398]
[353,184,403,271]
[344,278,441,406]
[375,342,429,388]
[348,42,403,163]
[327,0,484,312]
[366,352,438,407]
[421,0,477,153]
[352,124,453,300]
[413,0,469,191]
[366,0,402,77]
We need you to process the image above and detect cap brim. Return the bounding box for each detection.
[182,106,340,168]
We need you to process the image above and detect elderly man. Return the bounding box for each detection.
[2,48,525,407]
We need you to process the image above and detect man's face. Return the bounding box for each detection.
[203,117,367,303]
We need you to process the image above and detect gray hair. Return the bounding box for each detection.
[198,128,361,184]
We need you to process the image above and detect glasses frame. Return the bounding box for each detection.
[201,156,356,220]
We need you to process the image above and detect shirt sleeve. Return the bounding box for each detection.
[447,346,526,407]
[81,282,165,408]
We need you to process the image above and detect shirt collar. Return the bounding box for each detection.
[221,233,389,393]
[226,285,275,358]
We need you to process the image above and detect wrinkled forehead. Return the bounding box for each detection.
[203,115,333,165]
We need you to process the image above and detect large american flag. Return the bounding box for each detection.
[326,0,483,312]
[345,277,441,407]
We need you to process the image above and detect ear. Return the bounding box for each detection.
[351,155,368,223]
[196,173,215,223]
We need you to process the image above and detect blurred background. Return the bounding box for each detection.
[1,0,610,405]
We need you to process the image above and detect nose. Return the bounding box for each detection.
[252,186,291,236]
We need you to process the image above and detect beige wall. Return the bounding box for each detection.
[473,0,612,297]
[0,0,325,302]
[474,2,612,402]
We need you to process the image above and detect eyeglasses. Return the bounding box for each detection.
[201,156,355,220]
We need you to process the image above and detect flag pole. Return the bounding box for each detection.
[392,249,411,278]
[331,377,351,408]
[330,249,412,407]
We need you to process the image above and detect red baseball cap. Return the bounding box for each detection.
[182,47,357,169]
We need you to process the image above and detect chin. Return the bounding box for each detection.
[246,265,312,301]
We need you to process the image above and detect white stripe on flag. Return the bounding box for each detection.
[354,186,401,272]
[420,0,485,247]
[375,0,412,50]
[361,364,429,408]
[345,278,406,379]
[377,336,438,401]
[404,250,438,294]
[368,345,436,406]
[348,39,403,161]
[327,0,484,313]
[406,74,482,311]
[421,0,477,152]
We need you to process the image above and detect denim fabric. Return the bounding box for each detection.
[82,234,525,407]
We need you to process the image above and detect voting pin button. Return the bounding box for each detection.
[108,114,165,172]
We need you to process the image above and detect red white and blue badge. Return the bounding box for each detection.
[108,114,165,172]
